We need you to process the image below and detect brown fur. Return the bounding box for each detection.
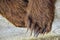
[0,0,55,37]
[0,0,28,27]
[25,0,55,36]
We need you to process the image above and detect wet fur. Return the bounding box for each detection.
[26,0,55,37]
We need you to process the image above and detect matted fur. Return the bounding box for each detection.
[0,0,28,27]
[25,0,55,37]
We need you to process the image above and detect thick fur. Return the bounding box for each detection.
[0,0,28,27]
[0,0,55,37]
[25,0,55,37]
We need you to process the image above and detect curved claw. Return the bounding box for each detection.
[34,26,41,37]
[41,26,47,34]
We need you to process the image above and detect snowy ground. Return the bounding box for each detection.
[0,0,60,40]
